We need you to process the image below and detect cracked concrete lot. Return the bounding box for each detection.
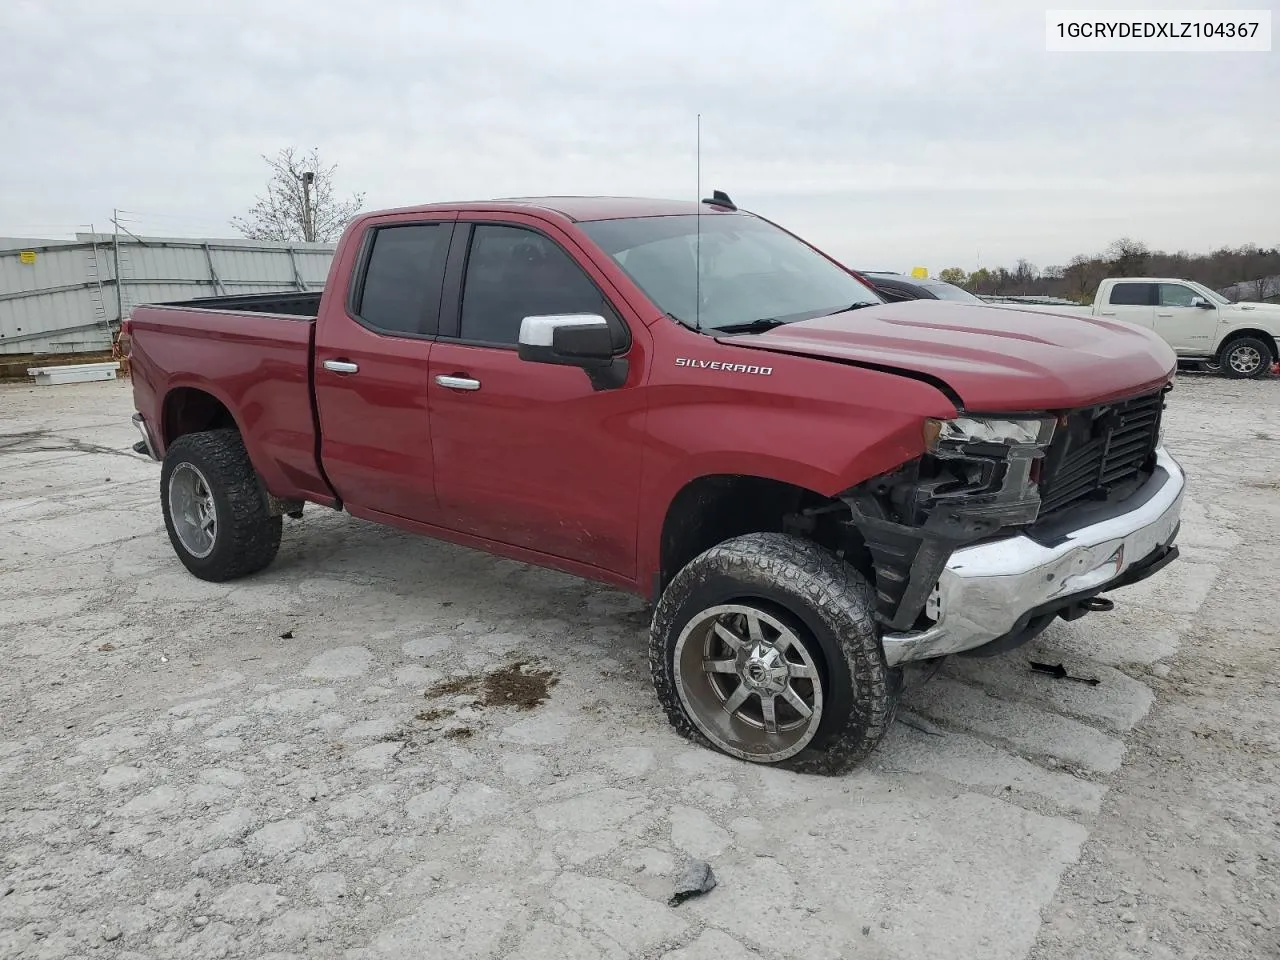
[1,375,1276,959]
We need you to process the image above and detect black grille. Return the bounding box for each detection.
[1037,389,1165,517]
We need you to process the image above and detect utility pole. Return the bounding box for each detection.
[300,170,316,242]
[112,209,123,325]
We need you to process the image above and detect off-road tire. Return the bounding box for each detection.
[160,429,282,582]
[649,532,900,775]
[1218,336,1274,379]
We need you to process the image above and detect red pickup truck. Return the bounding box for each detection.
[124,192,1186,773]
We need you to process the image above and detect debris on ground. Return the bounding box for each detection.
[669,859,717,907]
[897,711,945,736]
[424,659,559,710]
[416,707,453,723]
[279,630,294,639]
[1029,661,1101,685]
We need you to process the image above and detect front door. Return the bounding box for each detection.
[1155,282,1216,353]
[313,217,456,523]
[426,217,647,577]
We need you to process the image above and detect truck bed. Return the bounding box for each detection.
[127,301,335,507]
[160,290,323,317]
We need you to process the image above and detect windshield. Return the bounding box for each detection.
[923,280,983,303]
[1191,281,1232,305]
[579,213,881,331]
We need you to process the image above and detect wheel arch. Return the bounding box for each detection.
[1217,328,1277,363]
[161,385,242,452]
[650,471,873,601]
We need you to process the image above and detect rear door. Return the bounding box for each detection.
[1155,282,1216,353]
[1097,281,1156,329]
[313,215,457,522]
[425,215,647,577]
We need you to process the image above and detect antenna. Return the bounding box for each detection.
[695,113,701,333]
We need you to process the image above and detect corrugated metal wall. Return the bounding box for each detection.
[0,234,335,355]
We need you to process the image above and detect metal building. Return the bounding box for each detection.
[0,233,336,356]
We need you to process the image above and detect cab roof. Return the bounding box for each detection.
[366,196,745,223]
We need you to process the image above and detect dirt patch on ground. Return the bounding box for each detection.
[425,659,559,710]
[415,707,453,723]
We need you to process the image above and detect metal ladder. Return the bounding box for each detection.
[84,233,112,336]
[117,241,140,319]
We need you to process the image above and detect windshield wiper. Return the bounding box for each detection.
[820,302,877,316]
[718,303,879,334]
[667,311,721,334]
[714,317,791,334]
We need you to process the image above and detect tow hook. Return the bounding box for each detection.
[1060,595,1115,621]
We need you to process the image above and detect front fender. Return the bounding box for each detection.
[634,401,939,599]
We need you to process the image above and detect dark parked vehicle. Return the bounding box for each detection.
[858,271,984,304]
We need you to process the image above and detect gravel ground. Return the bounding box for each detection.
[0,373,1274,960]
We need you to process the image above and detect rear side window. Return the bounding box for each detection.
[355,223,452,336]
[1108,282,1154,306]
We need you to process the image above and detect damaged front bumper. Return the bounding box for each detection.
[881,447,1186,666]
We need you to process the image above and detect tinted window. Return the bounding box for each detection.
[579,213,880,331]
[459,224,610,345]
[356,223,451,335]
[871,282,917,302]
[1159,283,1196,307]
[1108,282,1153,306]
[922,281,983,303]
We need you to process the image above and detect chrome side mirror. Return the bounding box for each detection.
[517,314,628,390]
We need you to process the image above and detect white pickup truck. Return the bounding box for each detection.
[989,278,1279,378]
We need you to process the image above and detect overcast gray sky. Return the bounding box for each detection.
[2,0,1276,272]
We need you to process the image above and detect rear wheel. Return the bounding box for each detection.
[160,429,281,582]
[649,532,900,774]
[1219,336,1273,379]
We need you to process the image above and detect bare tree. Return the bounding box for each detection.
[1063,254,1103,302]
[1238,243,1275,302]
[956,239,1277,302]
[966,267,993,294]
[1104,237,1150,277]
[231,147,365,243]
[1013,258,1039,293]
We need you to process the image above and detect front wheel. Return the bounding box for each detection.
[160,429,282,582]
[1219,336,1274,379]
[649,532,900,775]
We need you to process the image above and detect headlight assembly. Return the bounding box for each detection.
[923,416,1056,452]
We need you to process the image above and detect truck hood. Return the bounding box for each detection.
[1223,300,1280,323]
[719,300,1176,411]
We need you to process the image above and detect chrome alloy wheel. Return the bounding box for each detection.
[673,603,824,762]
[168,462,218,559]
[1228,343,1264,376]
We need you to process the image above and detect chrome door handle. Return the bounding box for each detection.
[323,359,359,374]
[435,375,481,391]
[1099,311,1116,316]
[1156,312,1173,317]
